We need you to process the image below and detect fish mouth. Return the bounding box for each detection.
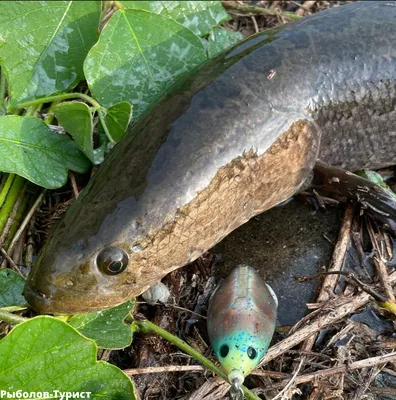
[24,283,62,315]
[23,282,111,315]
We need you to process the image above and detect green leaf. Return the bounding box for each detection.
[103,102,132,142]
[0,115,90,189]
[122,1,230,36]
[0,1,101,106]
[69,301,135,349]
[357,170,396,199]
[84,9,207,118]
[53,102,94,162]
[0,317,136,398]
[208,28,243,58]
[0,269,26,308]
[93,124,112,165]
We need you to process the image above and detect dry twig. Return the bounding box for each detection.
[221,1,301,21]
[263,352,396,391]
[188,378,229,400]
[124,365,204,376]
[261,270,396,365]
[0,248,22,276]
[316,205,354,303]
[69,172,79,200]
[297,205,354,368]
[295,1,317,16]
[271,358,304,400]
[367,219,395,302]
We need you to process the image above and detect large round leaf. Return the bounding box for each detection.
[0,1,101,106]
[122,1,229,36]
[84,9,207,118]
[0,317,136,399]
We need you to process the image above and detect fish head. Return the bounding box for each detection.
[23,182,153,315]
[23,233,141,315]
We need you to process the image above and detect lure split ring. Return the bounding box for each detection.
[229,379,244,400]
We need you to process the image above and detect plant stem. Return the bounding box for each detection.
[0,70,7,114]
[101,1,113,17]
[10,92,117,143]
[43,101,60,125]
[113,1,125,11]
[25,104,43,117]
[379,300,396,316]
[138,319,227,378]
[136,319,262,400]
[0,175,25,235]
[0,181,27,251]
[0,174,15,209]
[98,109,116,144]
[9,92,102,113]
[0,309,27,325]
[3,187,29,251]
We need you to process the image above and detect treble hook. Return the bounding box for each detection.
[229,378,244,400]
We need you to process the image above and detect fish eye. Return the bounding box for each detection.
[247,347,257,360]
[220,344,229,358]
[96,246,129,276]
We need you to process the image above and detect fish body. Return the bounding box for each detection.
[207,265,277,383]
[25,2,396,314]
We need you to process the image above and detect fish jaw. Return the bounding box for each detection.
[23,241,140,314]
[23,281,120,315]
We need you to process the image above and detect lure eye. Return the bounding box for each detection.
[247,347,257,360]
[96,246,129,276]
[220,344,229,358]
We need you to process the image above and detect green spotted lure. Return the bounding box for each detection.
[207,265,277,386]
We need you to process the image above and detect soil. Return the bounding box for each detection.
[213,198,342,326]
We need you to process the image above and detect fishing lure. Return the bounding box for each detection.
[207,265,278,388]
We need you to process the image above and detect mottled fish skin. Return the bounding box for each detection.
[25,2,396,314]
[207,266,277,378]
